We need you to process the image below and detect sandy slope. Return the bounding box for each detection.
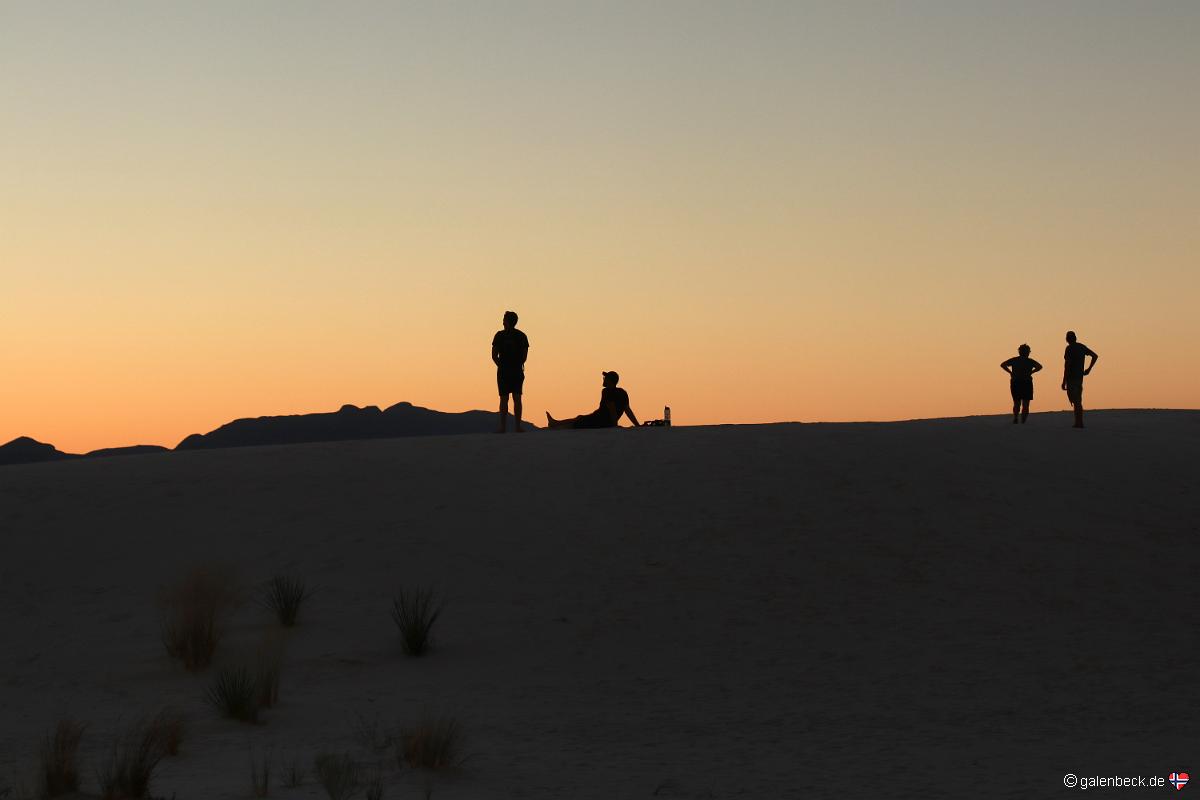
[1,410,1197,799]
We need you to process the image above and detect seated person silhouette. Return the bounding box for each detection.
[1000,343,1042,424]
[546,371,640,429]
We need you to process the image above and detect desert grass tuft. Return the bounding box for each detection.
[37,719,86,797]
[206,665,259,723]
[364,766,384,800]
[2,777,34,800]
[159,565,242,671]
[255,637,285,710]
[97,717,167,800]
[280,756,305,788]
[151,709,186,757]
[350,712,394,755]
[250,749,271,798]
[261,575,311,627]
[313,753,359,800]
[398,716,464,771]
[390,587,444,656]
[1,781,29,800]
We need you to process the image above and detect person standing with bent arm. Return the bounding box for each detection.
[1001,343,1042,424]
[1061,330,1098,428]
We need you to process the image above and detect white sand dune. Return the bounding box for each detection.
[1,410,1197,798]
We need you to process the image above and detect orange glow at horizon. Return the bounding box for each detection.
[2,3,1198,454]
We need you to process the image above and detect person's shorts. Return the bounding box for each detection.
[1010,379,1033,402]
[572,410,615,429]
[1065,376,1083,405]
[497,368,524,396]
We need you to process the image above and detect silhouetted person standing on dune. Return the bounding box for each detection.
[546,371,640,429]
[1062,330,1098,428]
[492,310,529,432]
[1000,344,1042,424]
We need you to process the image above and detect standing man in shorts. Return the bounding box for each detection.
[1062,330,1098,428]
[492,310,529,432]
[1000,343,1042,424]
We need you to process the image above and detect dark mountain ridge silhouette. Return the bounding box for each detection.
[176,401,528,450]
[0,436,74,466]
[86,445,171,458]
[2,402,528,466]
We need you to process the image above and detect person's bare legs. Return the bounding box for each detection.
[1021,400,1030,423]
[513,395,524,432]
[545,412,574,430]
[1073,402,1084,428]
[1012,400,1020,424]
[498,393,510,433]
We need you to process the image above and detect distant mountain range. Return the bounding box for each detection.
[1,401,530,466]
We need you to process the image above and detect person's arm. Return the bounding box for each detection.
[624,406,640,427]
[1000,358,1013,375]
[1084,348,1098,375]
[491,335,501,367]
[1030,359,1043,374]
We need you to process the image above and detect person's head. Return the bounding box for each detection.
[1066,330,1077,343]
[503,310,518,329]
[1018,343,1031,357]
[602,371,619,387]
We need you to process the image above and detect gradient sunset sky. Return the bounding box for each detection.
[3,1,1198,453]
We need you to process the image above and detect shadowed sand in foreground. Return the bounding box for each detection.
[0,410,1196,798]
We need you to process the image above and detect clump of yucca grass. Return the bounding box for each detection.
[281,756,306,788]
[37,719,87,797]
[398,716,464,772]
[250,749,271,798]
[97,717,167,800]
[364,766,384,800]
[206,665,259,724]
[256,637,285,710]
[350,712,394,755]
[151,709,186,757]
[261,575,312,627]
[313,753,360,800]
[159,565,242,671]
[2,775,33,800]
[390,587,444,656]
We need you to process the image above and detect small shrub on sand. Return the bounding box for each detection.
[1,777,33,800]
[206,665,259,723]
[159,565,242,671]
[256,637,285,710]
[97,718,167,800]
[364,767,384,800]
[350,712,394,755]
[261,576,311,627]
[151,709,186,757]
[398,716,463,771]
[313,753,359,800]
[281,757,306,788]
[250,749,271,798]
[37,719,86,797]
[390,588,443,656]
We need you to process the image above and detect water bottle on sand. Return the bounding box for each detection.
[664,406,671,427]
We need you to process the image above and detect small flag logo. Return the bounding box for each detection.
[1169,772,1189,791]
